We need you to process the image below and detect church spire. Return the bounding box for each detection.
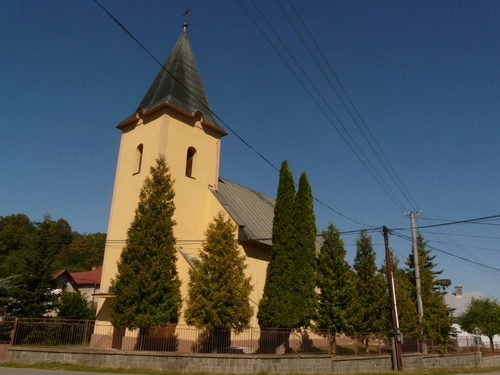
[126,25,224,133]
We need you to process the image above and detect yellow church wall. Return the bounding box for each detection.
[174,188,272,328]
[97,106,272,330]
[93,30,275,349]
[239,242,271,327]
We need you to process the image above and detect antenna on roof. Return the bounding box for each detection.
[183,7,192,33]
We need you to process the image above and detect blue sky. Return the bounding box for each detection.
[2,1,500,299]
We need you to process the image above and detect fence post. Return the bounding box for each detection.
[328,329,331,355]
[9,318,19,346]
[83,320,90,345]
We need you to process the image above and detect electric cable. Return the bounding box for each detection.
[240,0,407,213]
[93,0,372,228]
[278,0,420,212]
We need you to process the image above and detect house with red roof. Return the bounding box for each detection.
[70,266,102,309]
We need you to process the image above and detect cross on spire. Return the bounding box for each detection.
[183,7,192,32]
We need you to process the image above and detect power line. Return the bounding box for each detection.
[419,214,500,284]
[240,0,408,213]
[244,1,500,288]
[396,214,500,283]
[391,214,500,231]
[278,0,420,212]
[391,231,500,275]
[92,0,372,228]
[420,231,500,240]
[238,1,500,287]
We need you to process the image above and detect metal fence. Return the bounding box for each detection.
[1,317,496,356]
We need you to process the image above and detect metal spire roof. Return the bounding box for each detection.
[133,30,223,132]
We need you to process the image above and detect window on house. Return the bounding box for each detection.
[134,144,143,174]
[186,147,196,177]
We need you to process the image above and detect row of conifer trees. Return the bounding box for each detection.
[110,156,452,347]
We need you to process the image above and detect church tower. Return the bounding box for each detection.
[97,25,227,324]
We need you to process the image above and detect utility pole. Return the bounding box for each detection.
[406,211,423,324]
[405,211,426,353]
[383,226,403,371]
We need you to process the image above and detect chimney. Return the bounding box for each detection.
[455,283,463,296]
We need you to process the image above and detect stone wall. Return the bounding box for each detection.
[7,347,485,374]
[481,355,500,367]
[403,352,481,370]
[7,347,331,374]
[332,355,393,373]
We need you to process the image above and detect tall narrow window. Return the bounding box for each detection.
[134,144,143,174]
[186,147,196,177]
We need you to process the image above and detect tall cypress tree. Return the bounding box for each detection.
[316,224,356,334]
[110,155,181,332]
[293,172,318,327]
[257,160,296,328]
[185,212,253,333]
[352,230,389,333]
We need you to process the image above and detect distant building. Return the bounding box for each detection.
[444,283,500,346]
[70,266,102,309]
[445,283,485,323]
[52,269,78,294]
[50,269,78,317]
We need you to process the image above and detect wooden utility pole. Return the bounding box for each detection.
[383,226,403,371]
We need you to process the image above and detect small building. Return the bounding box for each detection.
[52,269,78,295]
[444,283,500,347]
[70,266,102,309]
[50,269,78,317]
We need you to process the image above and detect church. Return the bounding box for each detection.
[95,24,277,340]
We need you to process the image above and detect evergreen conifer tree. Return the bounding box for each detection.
[293,172,318,327]
[8,215,62,317]
[316,224,356,334]
[257,160,297,328]
[352,230,389,333]
[379,250,419,336]
[110,155,181,332]
[185,212,253,334]
[406,232,452,345]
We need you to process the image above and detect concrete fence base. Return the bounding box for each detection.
[7,346,484,373]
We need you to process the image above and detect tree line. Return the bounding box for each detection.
[2,156,497,353]
[109,156,457,351]
[0,213,105,317]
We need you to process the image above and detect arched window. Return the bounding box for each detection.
[186,147,196,177]
[134,144,143,174]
